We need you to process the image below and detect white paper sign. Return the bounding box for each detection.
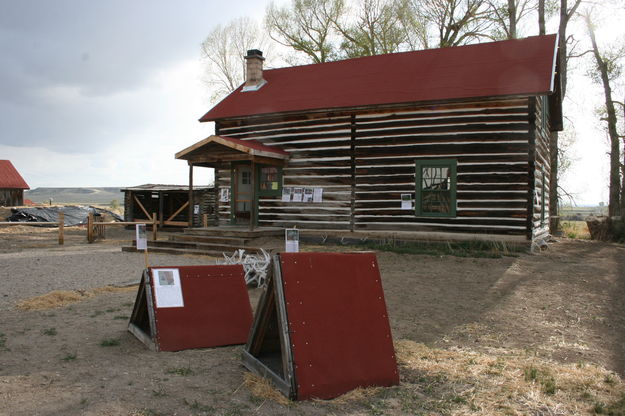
[313,187,323,203]
[135,223,147,250]
[303,187,314,203]
[152,268,184,308]
[281,187,292,202]
[219,188,230,202]
[401,194,412,210]
[285,228,300,253]
[292,187,303,202]
[193,204,200,214]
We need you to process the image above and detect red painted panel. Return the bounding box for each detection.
[149,265,252,352]
[279,252,399,400]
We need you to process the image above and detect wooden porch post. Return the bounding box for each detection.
[214,166,219,226]
[188,162,194,229]
[250,160,256,231]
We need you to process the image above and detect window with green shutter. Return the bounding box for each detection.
[415,159,457,217]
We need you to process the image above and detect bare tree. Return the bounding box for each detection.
[332,0,413,58]
[265,0,343,64]
[486,0,536,39]
[201,17,271,100]
[584,11,624,216]
[412,0,495,48]
[548,0,583,233]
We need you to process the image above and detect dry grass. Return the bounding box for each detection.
[326,386,383,405]
[394,339,625,415]
[243,372,291,406]
[16,285,137,310]
[561,220,591,239]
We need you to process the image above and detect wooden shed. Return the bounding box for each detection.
[177,35,562,245]
[0,160,30,207]
[121,184,215,228]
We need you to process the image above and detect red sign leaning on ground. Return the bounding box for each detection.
[242,252,399,400]
[280,252,399,400]
[128,265,253,352]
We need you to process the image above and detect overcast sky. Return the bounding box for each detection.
[0,0,267,189]
[0,1,622,206]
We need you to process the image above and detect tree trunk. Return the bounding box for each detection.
[508,0,517,38]
[549,0,581,233]
[586,14,621,217]
[538,0,545,35]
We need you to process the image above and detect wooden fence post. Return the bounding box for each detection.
[202,213,208,228]
[87,212,93,243]
[152,212,157,241]
[58,212,64,245]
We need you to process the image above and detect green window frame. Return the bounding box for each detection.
[256,165,283,197]
[415,159,457,217]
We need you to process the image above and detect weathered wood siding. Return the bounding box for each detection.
[217,97,546,239]
[218,114,353,229]
[353,99,531,235]
[0,189,24,206]
[531,96,551,241]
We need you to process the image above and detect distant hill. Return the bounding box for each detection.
[25,187,123,205]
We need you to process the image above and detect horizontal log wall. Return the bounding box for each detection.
[217,98,540,238]
[353,99,531,235]
[531,96,551,241]
[219,114,352,229]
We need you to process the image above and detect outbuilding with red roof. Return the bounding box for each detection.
[0,160,30,207]
[177,35,561,245]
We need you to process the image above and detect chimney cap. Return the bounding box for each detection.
[245,49,264,60]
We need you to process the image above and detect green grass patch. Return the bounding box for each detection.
[100,338,120,347]
[166,366,193,376]
[61,352,77,361]
[113,315,129,320]
[42,327,57,336]
[182,398,214,412]
[0,333,8,351]
[524,365,557,395]
[356,239,523,258]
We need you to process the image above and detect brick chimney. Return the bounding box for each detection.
[242,49,266,92]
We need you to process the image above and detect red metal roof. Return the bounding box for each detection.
[201,35,558,121]
[0,160,30,189]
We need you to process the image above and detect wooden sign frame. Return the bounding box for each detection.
[128,265,253,352]
[242,252,399,400]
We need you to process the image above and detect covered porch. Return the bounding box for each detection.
[175,135,289,231]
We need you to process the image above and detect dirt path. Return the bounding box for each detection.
[0,236,623,415]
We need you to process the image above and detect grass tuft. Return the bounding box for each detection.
[166,366,193,376]
[100,338,120,347]
[357,238,523,258]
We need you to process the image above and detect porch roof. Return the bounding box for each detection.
[175,135,289,166]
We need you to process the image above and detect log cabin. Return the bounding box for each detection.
[0,160,30,207]
[176,34,562,245]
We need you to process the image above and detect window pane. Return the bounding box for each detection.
[259,167,280,191]
[420,166,451,214]
[422,191,451,214]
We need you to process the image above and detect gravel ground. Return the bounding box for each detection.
[0,246,219,311]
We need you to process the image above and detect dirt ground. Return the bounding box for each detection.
[0,225,624,415]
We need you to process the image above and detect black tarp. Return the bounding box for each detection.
[8,206,122,226]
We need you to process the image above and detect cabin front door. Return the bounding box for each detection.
[232,165,253,224]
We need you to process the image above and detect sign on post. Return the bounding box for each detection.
[285,228,299,253]
[135,223,147,250]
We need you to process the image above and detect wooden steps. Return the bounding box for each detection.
[120,228,275,257]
